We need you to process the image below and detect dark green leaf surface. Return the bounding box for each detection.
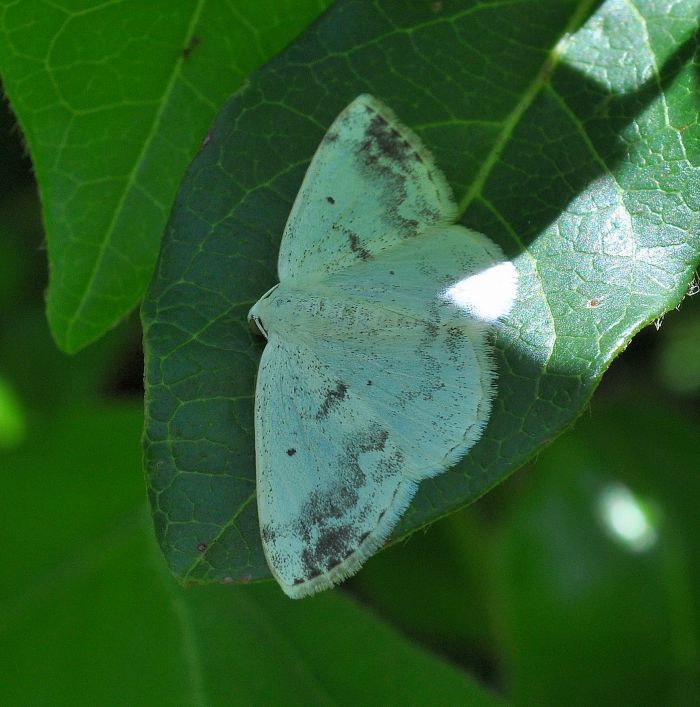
[0,0,330,352]
[0,406,503,706]
[143,0,700,583]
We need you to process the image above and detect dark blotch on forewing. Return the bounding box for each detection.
[362,113,414,166]
[352,104,443,239]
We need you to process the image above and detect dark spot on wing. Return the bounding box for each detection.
[316,381,348,419]
[331,223,373,260]
[339,425,403,486]
[446,326,465,357]
[261,526,276,544]
[287,448,296,456]
[306,484,359,527]
[360,426,389,453]
[358,112,415,167]
[367,380,372,386]
[348,232,371,260]
[324,130,339,142]
[419,205,441,223]
[326,195,335,204]
[301,523,355,579]
[425,322,439,338]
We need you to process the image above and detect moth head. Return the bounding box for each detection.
[248,283,280,339]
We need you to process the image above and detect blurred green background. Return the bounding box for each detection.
[2,60,700,707]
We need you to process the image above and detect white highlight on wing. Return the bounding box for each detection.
[442,261,518,322]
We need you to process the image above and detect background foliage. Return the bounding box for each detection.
[1,0,699,704]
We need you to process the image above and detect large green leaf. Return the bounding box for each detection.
[143,0,700,583]
[0,406,502,705]
[0,0,330,352]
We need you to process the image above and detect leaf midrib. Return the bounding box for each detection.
[457,0,599,215]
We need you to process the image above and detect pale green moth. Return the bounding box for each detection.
[248,95,517,598]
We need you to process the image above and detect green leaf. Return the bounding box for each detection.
[0,185,141,411]
[0,0,331,352]
[143,0,700,583]
[496,400,700,704]
[350,509,498,657]
[0,373,25,449]
[657,293,700,394]
[0,406,503,706]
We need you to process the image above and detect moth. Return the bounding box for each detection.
[248,95,517,597]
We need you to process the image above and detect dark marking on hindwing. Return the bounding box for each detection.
[301,523,355,579]
[316,381,348,419]
[340,425,403,487]
[286,448,297,456]
[261,526,276,544]
[286,416,412,587]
